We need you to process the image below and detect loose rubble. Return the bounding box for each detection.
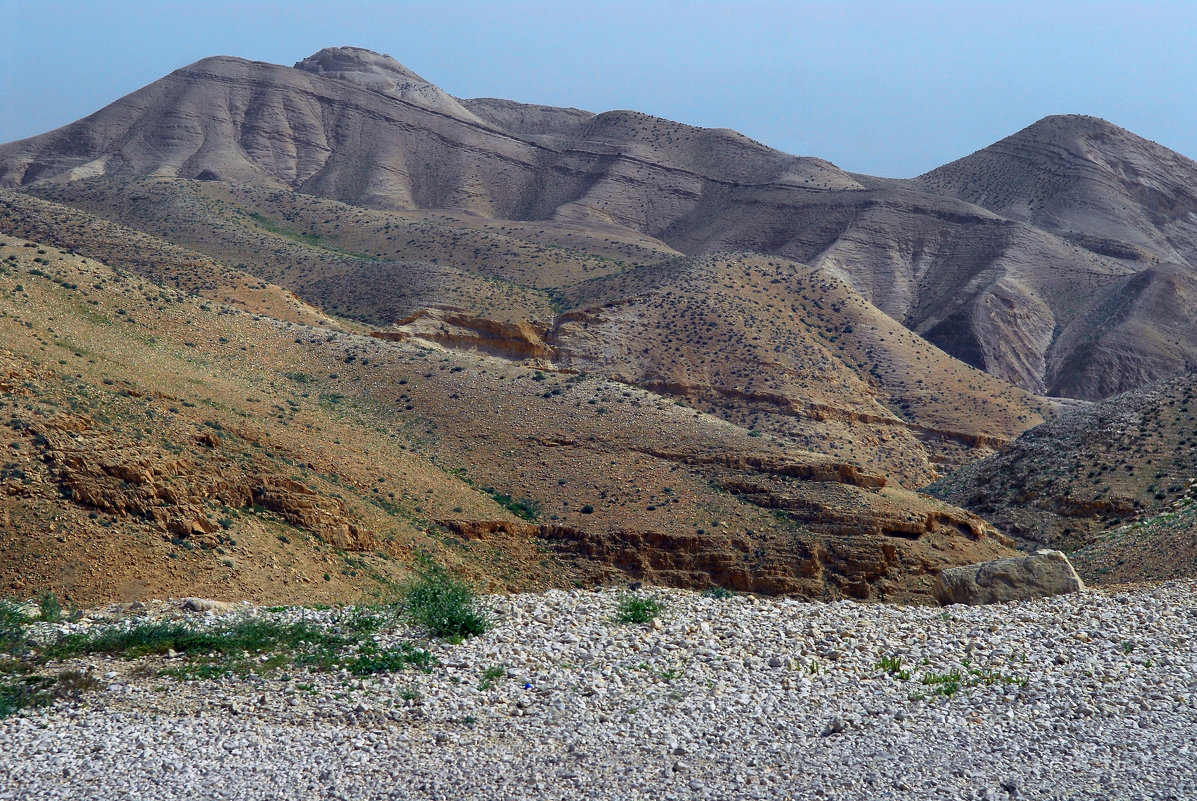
[2,582,1196,800]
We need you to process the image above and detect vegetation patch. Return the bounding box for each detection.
[615,593,662,625]
[482,487,541,521]
[403,558,492,640]
[0,593,450,716]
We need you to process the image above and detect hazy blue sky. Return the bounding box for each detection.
[2,0,1194,177]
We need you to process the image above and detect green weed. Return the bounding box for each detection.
[403,559,491,640]
[615,594,662,625]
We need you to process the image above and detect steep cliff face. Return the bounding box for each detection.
[433,484,1010,603]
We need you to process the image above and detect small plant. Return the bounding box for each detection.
[922,669,963,697]
[0,601,26,656]
[915,665,1028,700]
[1121,640,1135,654]
[347,642,434,676]
[0,669,98,718]
[38,591,62,623]
[701,586,735,600]
[877,655,911,680]
[403,558,491,640]
[478,664,505,690]
[615,594,661,625]
[337,605,392,634]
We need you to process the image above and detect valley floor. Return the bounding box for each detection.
[2,583,1195,800]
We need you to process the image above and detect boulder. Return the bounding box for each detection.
[933,549,1085,605]
[180,597,236,614]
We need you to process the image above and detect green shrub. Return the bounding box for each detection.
[615,594,661,625]
[701,586,735,600]
[403,559,491,640]
[347,642,434,675]
[0,601,27,656]
[38,591,61,623]
[478,664,505,690]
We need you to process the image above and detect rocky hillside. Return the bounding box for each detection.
[6,46,1197,600]
[917,114,1197,267]
[927,372,1197,567]
[2,50,1197,399]
[0,227,1013,606]
[4,183,1055,486]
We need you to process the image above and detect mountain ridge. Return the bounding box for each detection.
[6,48,1197,402]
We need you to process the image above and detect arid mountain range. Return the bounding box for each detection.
[2,46,1196,603]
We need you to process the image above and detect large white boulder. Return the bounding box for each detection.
[933,549,1085,605]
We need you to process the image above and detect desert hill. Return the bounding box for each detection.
[916,114,1197,267]
[4,49,1197,401]
[927,371,1197,579]
[5,46,1197,599]
[548,251,1053,484]
[0,227,1014,606]
[7,182,1054,484]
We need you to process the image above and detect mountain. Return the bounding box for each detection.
[917,114,1197,267]
[4,50,1197,402]
[5,47,1197,598]
[0,47,856,218]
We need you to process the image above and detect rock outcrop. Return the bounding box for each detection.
[31,412,374,551]
[372,309,553,362]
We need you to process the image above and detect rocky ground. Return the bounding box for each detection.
[2,582,1196,800]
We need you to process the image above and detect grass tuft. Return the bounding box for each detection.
[877,654,911,680]
[38,591,61,623]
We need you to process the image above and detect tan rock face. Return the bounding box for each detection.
[932,550,1085,606]
[372,309,553,361]
[34,414,373,551]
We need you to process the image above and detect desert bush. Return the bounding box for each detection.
[403,559,491,640]
[615,594,662,624]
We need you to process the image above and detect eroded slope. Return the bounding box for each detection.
[0,233,1013,605]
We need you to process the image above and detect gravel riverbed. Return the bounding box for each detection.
[2,581,1196,800]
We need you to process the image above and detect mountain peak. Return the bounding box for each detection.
[294,46,430,89]
[293,46,484,124]
[1014,114,1130,142]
